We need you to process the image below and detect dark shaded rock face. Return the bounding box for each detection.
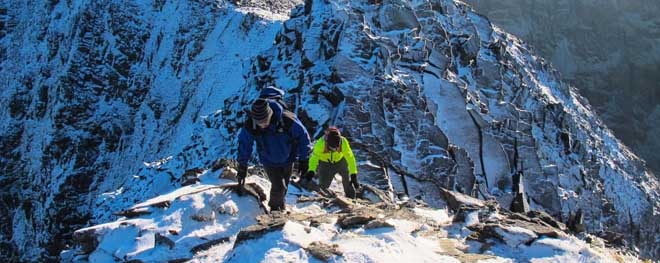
[463,0,660,176]
[0,0,296,261]
[1,0,659,261]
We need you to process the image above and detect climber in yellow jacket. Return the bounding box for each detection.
[303,127,360,198]
[302,127,359,198]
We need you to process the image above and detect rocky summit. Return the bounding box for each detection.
[0,0,658,261]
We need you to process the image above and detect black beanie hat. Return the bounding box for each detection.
[251,98,272,122]
[326,127,341,149]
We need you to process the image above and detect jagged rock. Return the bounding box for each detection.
[509,171,529,213]
[292,178,336,198]
[379,3,421,32]
[227,183,270,213]
[453,200,500,226]
[493,213,564,239]
[440,188,485,213]
[364,219,395,229]
[152,200,171,209]
[332,195,358,209]
[305,241,343,261]
[360,184,395,204]
[190,236,231,254]
[567,209,586,233]
[180,168,204,186]
[234,219,287,248]
[468,209,567,248]
[337,214,377,229]
[598,231,626,246]
[114,207,152,218]
[525,211,566,231]
[468,223,539,247]
[191,207,216,222]
[115,182,269,220]
[296,196,331,204]
[509,192,529,213]
[448,145,476,195]
[211,158,232,172]
[71,228,99,255]
[155,233,175,249]
[527,180,562,217]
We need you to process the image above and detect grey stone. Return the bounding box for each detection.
[306,241,342,261]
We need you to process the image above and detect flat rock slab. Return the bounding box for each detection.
[234,219,287,248]
[306,241,343,261]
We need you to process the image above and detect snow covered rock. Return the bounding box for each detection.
[233,0,660,258]
[65,180,637,262]
[1,0,659,261]
[69,182,265,262]
[464,0,660,175]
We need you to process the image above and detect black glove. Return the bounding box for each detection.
[350,173,359,189]
[237,165,247,186]
[303,171,315,181]
[298,160,309,178]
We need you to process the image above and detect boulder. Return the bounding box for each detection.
[306,241,343,261]
[337,212,378,229]
[190,236,231,254]
[234,219,287,248]
[440,188,486,212]
[180,168,204,186]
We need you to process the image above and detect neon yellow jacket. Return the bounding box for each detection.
[308,136,358,174]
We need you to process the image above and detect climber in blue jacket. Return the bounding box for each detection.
[237,98,311,211]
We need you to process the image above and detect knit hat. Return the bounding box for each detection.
[251,98,273,124]
[325,127,341,149]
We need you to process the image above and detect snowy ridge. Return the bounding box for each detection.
[64,170,634,262]
[1,0,659,261]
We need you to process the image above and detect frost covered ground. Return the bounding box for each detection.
[62,169,636,262]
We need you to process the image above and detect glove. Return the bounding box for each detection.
[298,160,309,178]
[303,171,315,181]
[237,165,247,186]
[350,173,359,189]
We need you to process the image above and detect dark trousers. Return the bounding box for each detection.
[264,164,292,211]
[317,158,356,198]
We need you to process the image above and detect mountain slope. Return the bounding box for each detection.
[0,0,300,261]
[1,0,659,261]
[463,0,660,175]
[223,0,659,257]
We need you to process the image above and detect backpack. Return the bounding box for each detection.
[259,86,288,110]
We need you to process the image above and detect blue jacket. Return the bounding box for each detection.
[237,101,311,167]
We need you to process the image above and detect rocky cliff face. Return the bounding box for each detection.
[0,0,299,261]
[463,0,660,176]
[241,0,659,258]
[1,0,658,261]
